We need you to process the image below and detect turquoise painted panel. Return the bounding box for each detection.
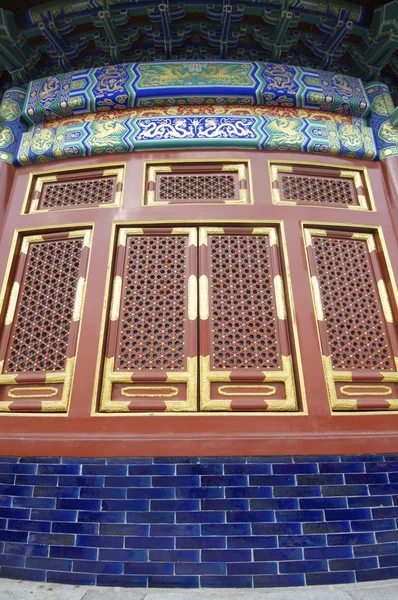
[365,82,398,160]
[0,88,27,164]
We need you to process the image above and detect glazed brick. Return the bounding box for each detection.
[376,531,398,543]
[176,487,224,499]
[0,554,25,567]
[0,518,6,530]
[369,484,398,495]
[351,518,396,531]
[0,484,32,496]
[0,566,45,581]
[50,546,98,560]
[31,509,77,522]
[13,497,55,509]
[328,533,375,546]
[128,465,175,475]
[28,532,74,546]
[276,510,323,522]
[57,499,101,511]
[250,498,298,510]
[226,487,273,499]
[76,535,123,548]
[300,497,347,509]
[38,464,80,475]
[249,475,295,486]
[254,548,302,561]
[296,475,344,486]
[330,557,378,571]
[176,511,225,523]
[26,556,72,571]
[62,458,106,465]
[125,537,174,549]
[176,562,226,575]
[82,464,127,475]
[388,473,398,483]
[325,508,371,521]
[227,510,274,523]
[202,476,247,487]
[227,536,277,549]
[102,500,149,511]
[125,562,173,575]
[372,506,398,518]
[148,575,199,588]
[52,522,98,535]
[228,562,277,575]
[279,535,326,547]
[78,511,126,523]
[99,524,148,536]
[201,576,252,588]
[47,571,96,585]
[58,476,104,487]
[127,488,175,499]
[99,548,147,562]
[201,523,251,536]
[356,566,398,582]
[322,485,369,496]
[0,463,36,474]
[8,519,51,533]
[379,553,398,567]
[201,499,248,511]
[20,457,61,464]
[108,458,152,465]
[127,511,174,523]
[80,487,126,499]
[0,474,16,485]
[224,464,271,475]
[149,549,199,562]
[320,462,365,473]
[177,464,223,475]
[294,456,339,463]
[349,496,393,508]
[201,457,247,463]
[279,559,327,573]
[105,476,151,487]
[253,574,305,587]
[177,536,226,549]
[154,457,197,463]
[305,546,353,559]
[0,497,10,507]
[252,523,302,536]
[0,530,28,543]
[73,560,123,574]
[343,455,383,462]
[202,549,251,562]
[354,541,398,556]
[150,524,200,537]
[152,476,199,487]
[306,571,355,585]
[151,499,199,511]
[366,461,398,472]
[273,486,321,498]
[273,463,318,474]
[97,574,146,587]
[345,473,388,484]
[33,486,79,499]
[303,522,350,534]
[0,457,19,463]
[0,507,30,519]
[5,542,48,557]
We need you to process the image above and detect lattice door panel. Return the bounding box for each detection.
[25,166,124,213]
[305,228,398,411]
[145,162,249,205]
[0,230,91,413]
[270,163,372,210]
[199,227,297,411]
[100,228,198,412]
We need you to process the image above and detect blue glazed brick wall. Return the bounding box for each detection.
[1,454,398,588]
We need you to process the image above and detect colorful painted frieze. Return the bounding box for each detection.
[365,82,398,160]
[0,88,27,164]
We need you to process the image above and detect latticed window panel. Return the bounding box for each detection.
[145,162,250,205]
[25,166,124,213]
[100,227,198,413]
[199,227,297,412]
[305,228,398,411]
[0,230,91,413]
[270,163,372,210]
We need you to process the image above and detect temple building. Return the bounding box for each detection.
[0,0,398,589]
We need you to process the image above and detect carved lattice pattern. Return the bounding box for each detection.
[4,239,83,373]
[313,236,394,371]
[158,174,236,203]
[281,174,356,205]
[210,235,279,370]
[115,235,187,371]
[41,177,115,209]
